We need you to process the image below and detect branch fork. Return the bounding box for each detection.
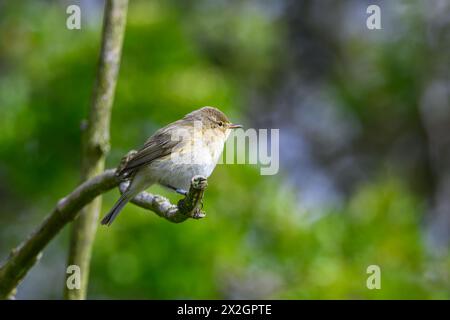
[0,169,208,299]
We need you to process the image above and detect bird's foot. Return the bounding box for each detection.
[191,175,208,190]
[164,184,188,196]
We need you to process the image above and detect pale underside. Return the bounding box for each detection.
[123,124,230,193]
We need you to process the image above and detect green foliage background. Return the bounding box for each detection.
[0,1,448,299]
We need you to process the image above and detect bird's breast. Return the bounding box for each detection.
[151,148,223,191]
[145,129,227,190]
[152,161,216,191]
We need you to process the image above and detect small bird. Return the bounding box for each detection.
[101,106,242,226]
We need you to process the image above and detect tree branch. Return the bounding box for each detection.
[0,170,207,299]
[65,0,128,300]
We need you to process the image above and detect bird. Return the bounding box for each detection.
[101,106,242,226]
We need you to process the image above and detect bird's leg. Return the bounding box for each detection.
[176,188,188,196]
[165,184,188,196]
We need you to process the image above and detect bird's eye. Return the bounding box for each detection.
[218,121,224,127]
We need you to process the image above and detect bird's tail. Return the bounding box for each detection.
[101,191,133,226]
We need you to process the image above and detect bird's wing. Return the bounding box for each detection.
[117,122,184,178]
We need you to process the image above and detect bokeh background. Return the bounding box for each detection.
[1,0,449,299]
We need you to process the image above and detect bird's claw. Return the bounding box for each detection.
[191,175,208,190]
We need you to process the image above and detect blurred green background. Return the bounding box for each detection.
[0,0,449,299]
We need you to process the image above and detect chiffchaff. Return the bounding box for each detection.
[101,106,242,226]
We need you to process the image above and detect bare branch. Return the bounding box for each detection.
[0,170,207,299]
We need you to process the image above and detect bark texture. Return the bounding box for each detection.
[0,170,207,299]
[65,0,128,300]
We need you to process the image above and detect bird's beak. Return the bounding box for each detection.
[228,124,243,129]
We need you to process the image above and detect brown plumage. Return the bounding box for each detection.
[116,107,231,179]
